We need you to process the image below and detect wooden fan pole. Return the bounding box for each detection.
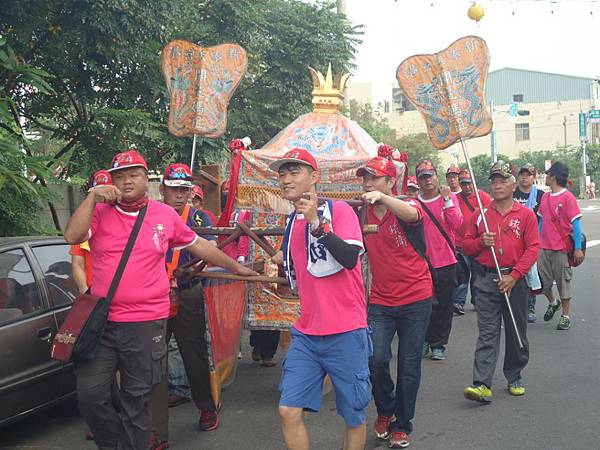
[459,138,524,349]
[190,134,198,170]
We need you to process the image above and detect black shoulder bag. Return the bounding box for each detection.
[417,199,469,286]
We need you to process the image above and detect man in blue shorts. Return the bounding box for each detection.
[270,148,371,450]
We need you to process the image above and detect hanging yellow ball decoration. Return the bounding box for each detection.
[467,3,485,22]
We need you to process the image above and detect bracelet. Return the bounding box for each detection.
[311,217,332,239]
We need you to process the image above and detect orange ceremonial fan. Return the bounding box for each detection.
[396,36,492,150]
[161,40,248,138]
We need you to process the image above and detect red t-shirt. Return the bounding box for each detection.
[365,201,433,306]
[290,201,366,336]
[69,242,93,288]
[462,201,540,281]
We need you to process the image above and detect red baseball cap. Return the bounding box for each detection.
[446,165,461,176]
[407,175,419,189]
[356,157,397,178]
[415,160,437,179]
[268,148,318,172]
[91,170,112,187]
[163,163,193,187]
[192,185,204,199]
[108,149,148,173]
[458,168,472,183]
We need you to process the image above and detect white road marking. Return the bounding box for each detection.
[587,240,600,249]
[582,205,600,212]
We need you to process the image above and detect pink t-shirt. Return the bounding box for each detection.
[89,200,198,322]
[538,189,582,251]
[418,194,463,269]
[290,201,366,336]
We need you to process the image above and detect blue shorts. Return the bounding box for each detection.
[279,327,372,427]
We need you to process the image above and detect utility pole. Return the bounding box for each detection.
[490,101,497,163]
[563,116,567,147]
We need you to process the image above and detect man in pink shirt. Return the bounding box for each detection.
[416,160,463,361]
[537,162,584,330]
[64,150,255,450]
[270,148,370,450]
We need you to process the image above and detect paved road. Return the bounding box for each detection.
[2,200,599,450]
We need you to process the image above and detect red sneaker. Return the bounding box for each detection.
[374,414,394,440]
[388,430,411,449]
[198,409,220,432]
[148,434,170,450]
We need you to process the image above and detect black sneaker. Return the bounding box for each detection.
[454,304,465,316]
[543,300,561,322]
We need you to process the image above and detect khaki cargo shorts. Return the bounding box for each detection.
[537,249,572,300]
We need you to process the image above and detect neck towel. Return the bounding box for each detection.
[282,199,342,292]
[118,195,149,213]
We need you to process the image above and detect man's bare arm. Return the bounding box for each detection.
[71,254,88,293]
[186,238,258,276]
[64,186,122,244]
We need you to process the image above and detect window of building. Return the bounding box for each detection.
[513,94,524,103]
[515,123,530,141]
[32,245,78,308]
[0,249,43,325]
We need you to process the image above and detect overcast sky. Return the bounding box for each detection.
[344,0,600,102]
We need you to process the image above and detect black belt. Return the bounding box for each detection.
[475,262,512,276]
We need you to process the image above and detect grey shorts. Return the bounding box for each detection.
[537,249,572,300]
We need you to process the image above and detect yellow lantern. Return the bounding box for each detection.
[467,3,485,22]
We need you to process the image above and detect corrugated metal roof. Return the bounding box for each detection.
[485,68,596,105]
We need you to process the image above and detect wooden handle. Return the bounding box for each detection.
[196,272,288,284]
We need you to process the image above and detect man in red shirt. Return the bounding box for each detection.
[461,161,540,403]
[358,157,433,449]
[446,165,461,194]
[453,169,492,315]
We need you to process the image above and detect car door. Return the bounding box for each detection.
[0,245,61,424]
[29,243,80,396]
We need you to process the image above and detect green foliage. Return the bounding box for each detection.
[0,38,58,235]
[347,100,440,171]
[347,100,396,144]
[394,133,441,173]
[1,0,360,179]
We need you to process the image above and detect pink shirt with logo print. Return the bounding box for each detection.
[89,200,198,322]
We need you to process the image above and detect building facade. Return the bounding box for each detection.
[352,68,600,168]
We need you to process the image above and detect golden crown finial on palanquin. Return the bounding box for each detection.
[308,63,350,114]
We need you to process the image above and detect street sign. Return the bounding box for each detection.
[509,102,518,117]
[544,160,552,171]
[579,112,587,137]
[588,109,600,124]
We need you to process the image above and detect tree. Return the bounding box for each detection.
[0,37,57,235]
[347,100,396,144]
[347,100,440,170]
[394,133,441,173]
[1,0,361,181]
